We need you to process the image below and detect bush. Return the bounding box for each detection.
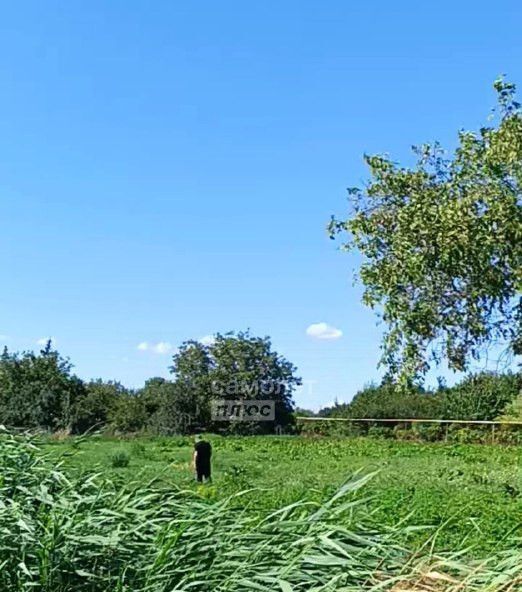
[439,372,520,421]
[410,423,444,442]
[110,395,148,433]
[498,394,522,422]
[109,449,130,468]
[495,425,522,445]
[318,372,521,429]
[0,344,86,432]
[446,424,492,444]
[392,424,418,441]
[73,380,127,433]
[367,425,394,439]
[325,382,441,420]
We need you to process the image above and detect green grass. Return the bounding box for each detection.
[1,435,410,591]
[43,434,522,557]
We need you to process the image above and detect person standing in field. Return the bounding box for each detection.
[193,435,212,483]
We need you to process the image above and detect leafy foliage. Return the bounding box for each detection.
[145,378,198,434]
[0,331,300,435]
[168,331,301,434]
[320,372,519,423]
[169,340,214,431]
[73,379,127,433]
[499,393,522,421]
[0,339,517,437]
[109,448,130,467]
[109,390,148,433]
[438,371,521,420]
[329,78,522,382]
[324,382,440,419]
[0,342,86,431]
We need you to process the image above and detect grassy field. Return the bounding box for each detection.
[43,434,522,557]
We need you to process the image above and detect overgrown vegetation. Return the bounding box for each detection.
[1,340,519,439]
[44,433,522,556]
[0,433,411,591]
[2,433,519,590]
[319,371,521,428]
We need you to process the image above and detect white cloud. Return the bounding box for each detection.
[199,334,216,346]
[137,341,174,355]
[306,322,343,340]
[154,341,173,354]
[37,337,57,346]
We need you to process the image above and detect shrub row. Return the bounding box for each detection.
[298,419,522,444]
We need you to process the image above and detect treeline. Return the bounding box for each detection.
[319,373,521,422]
[305,373,522,443]
[1,336,519,438]
[0,332,301,435]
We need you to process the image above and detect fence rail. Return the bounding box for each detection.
[295,415,522,443]
[295,417,522,425]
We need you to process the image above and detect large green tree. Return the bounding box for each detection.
[329,79,522,383]
[168,341,214,431]
[0,341,86,431]
[168,331,301,433]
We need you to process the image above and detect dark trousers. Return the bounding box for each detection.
[196,464,211,482]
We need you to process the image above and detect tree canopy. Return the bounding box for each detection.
[329,78,522,383]
[0,341,86,431]
[169,331,301,433]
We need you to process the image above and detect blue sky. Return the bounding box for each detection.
[1,1,521,409]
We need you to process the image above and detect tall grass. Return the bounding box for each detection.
[0,434,520,591]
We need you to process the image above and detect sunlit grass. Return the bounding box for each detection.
[2,433,521,591]
[42,433,522,555]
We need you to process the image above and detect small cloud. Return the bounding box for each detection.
[306,322,343,340]
[37,337,57,346]
[199,335,216,346]
[137,341,174,355]
[153,341,173,354]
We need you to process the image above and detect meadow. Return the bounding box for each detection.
[2,432,521,591]
[44,434,522,557]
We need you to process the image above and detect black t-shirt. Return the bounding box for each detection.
[194,440,212,467]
